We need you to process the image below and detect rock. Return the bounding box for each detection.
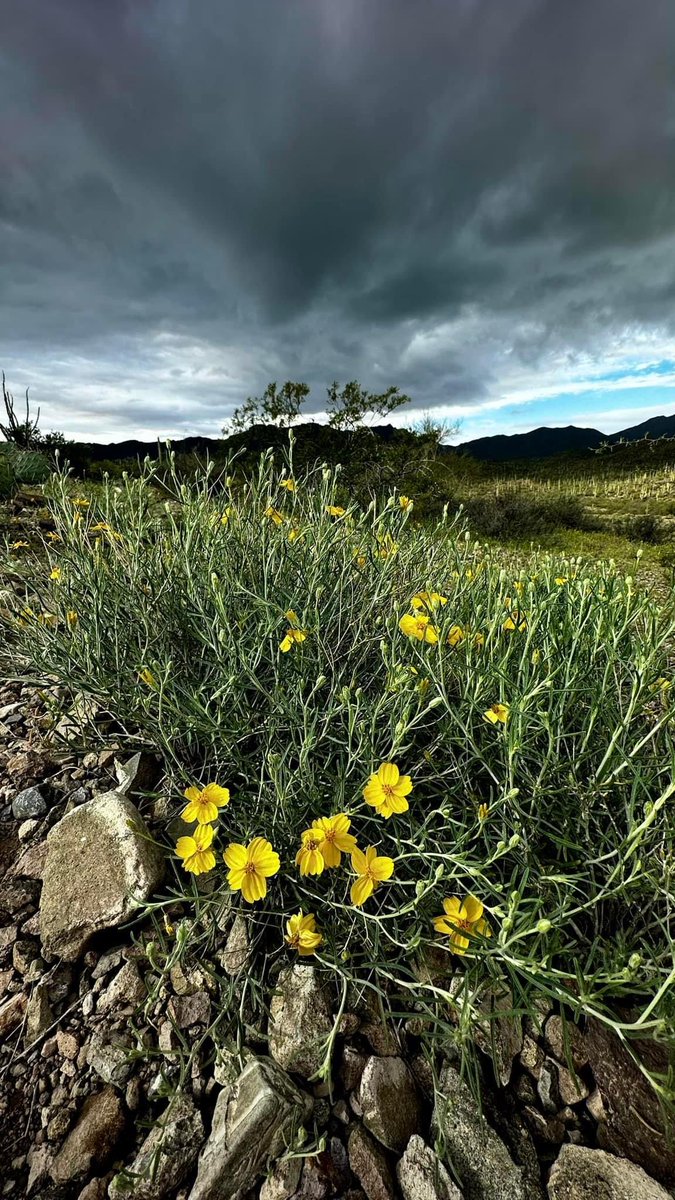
[259,1156,302,1200]
[432,1064,528,1199]
[358,1056,424,1152]
[547,1144,672,1199]
[585,1088,605,1123]
[519,1037,544,1079]
[397,1135,462,1200]
[348,1125,397,1200]
[544,1016,587,1073]
[18,819,40,840]
[24,981,52,1046]
[26,1145,52,1193]
[341,1044,368,1093]
[0,924,18,953]
[108,1092,203,1199]
[188,1056,313,1200]
[556,1064,588,1107]
[57,1030,79,1060]
[268,964,333,1079]
[39,790,164,960]
[51,1086,126,1182]
[12,786,47,819]
[584,1018,675,1185]
[537,1060,561,1114]
[168,990,211,1029]
[473,985,523,1088]
[97,961,146,1014]
[77,1181,109,1200]
[8,841,47,879]
[220,914,251,974]
[12,938,40,974]
[86,1030,134,1087]
[114,751,161,797]
[0,992,27,1037]
[47,1109,73,1142]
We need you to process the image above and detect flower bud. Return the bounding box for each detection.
[536,919,552,934]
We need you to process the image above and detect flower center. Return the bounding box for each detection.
[382,784,395,800]
[306,838,321,852]
[244,862,257,876]
[456,918,472,933]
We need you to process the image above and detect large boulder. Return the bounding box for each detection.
[109,1092,204,1199]
[188,1056,313,1200]
[40,790,164,960]
[358,1056,424,1152]
[547,1145,672,1199]
[432,1064,530,1200]
[397,1135,462,1200]
[50,1087,126,1183]
[584,1018,675,1186]
[268,964,333,1079]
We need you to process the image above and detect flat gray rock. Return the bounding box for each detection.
[358,1056,424,1152]
[547,1145,672,1199]
[432,1064,528,1200]
[397,1135,462,1200]
[268,964,333,1079]
[108,1092,204,1199]
[188,1056,312,1200]
[39,790,164,960]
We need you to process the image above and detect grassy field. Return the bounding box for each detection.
[1,448,674,1099]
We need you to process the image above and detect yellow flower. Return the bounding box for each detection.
[312,814,357,867]
[514,580,525,594]
[288,526,302,543]
[285,911,323,956]
[218,507,233,525]
[433,895,491,954]
[363,762,413,818]
[139,668,157,688]
[555,577,568,586]
[350,846,395,906]
[10,541,29,549]
[49,566,62,583]
[66,610,78,628]
[279,478,296,492]
[478,803,489,822]
[71,496,90,508]
[473,631,485,648]
[224,837,280,902]
[503,610,527,633]
[399,613,439,644]
[295,827,326,876]
[38,612,58,628]
[399,495,413,512]
[353,547,367,569]
[377,534,399,559]
[182,782,230,825]
[264,506,284,526]
[531,648,541,664]
[280,627,307,652]
[73,512,83,524]
[411,591,447,612]
[447,624,465,647]
[176,823,216,875]
[326,505,346,518]
[46,532,61,543]
[484,702,509,725]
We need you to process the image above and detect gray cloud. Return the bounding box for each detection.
[1,0,674,439]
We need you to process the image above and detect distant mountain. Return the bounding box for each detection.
[457,414,675,461]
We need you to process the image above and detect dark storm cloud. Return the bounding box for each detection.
[1,0,674,437]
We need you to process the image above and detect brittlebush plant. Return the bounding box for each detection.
[6,448,675,1096]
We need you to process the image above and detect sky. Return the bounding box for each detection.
[2,0,675,445]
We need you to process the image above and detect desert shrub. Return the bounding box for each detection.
[613,514,665,544]
[5,453,675,1087]
[461,494,595,540]
[0,448,16,499]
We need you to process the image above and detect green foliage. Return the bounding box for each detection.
[326,379,411,430]
[461,495,598,540]
[0,449,15,499]
[225,381,310,433]
[6,453,675,1090]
